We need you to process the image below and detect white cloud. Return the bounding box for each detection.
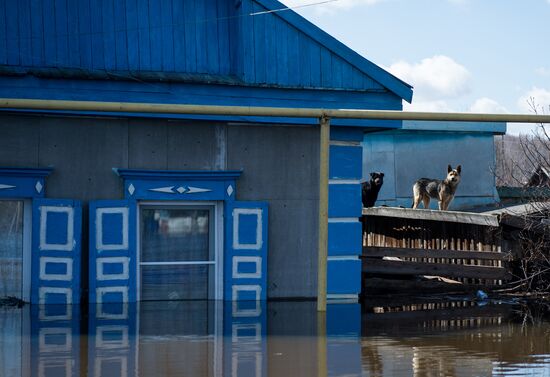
[403,100,454,112]
[387,55,472,101]
[535,67,550,77]
[469,97,508,113]
[517,87,550,113]
[279,0,383,13]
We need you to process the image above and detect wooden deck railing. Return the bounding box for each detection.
[361,207,510,285]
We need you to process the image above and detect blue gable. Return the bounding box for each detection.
[0,0,412,103]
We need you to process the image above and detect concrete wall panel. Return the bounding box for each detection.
[38,116,128,200]
[128,119,167,169]
[0,115,40,167]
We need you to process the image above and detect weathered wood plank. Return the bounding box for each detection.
[363,207,499,227]
[102,0,116,70]
[363,258,510,280]
[55,0,69,66]
[362,246,509,261]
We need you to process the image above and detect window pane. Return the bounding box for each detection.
[0,201,23,299]
[141,208,211,262]
[140,265,213,301]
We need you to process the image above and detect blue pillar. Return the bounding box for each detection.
[327,128,363,299]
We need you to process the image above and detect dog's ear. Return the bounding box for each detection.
[447,164,452,173]
[456,165,462,174]
[370,172,375,178]
[380,173,384,177]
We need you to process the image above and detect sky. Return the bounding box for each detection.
[280,0,550,134]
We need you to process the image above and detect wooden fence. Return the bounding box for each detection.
[362,207,510,286]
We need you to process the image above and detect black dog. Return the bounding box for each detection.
[361,172,384,208]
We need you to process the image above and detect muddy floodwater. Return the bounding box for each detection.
[1,297,549,376]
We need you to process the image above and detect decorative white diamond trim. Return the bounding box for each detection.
[0,184,16,190]
[148,185,212,195]
[186,186,212,194]
[149,186,176,193]
[35,181,43,193]
[227,185,234,197]
[127,183,135,196]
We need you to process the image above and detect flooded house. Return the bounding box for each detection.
[0,0,414,306]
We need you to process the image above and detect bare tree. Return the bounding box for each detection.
[496,98,550,294]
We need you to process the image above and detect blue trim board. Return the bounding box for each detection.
[329,146,363,180]
[115,169,241,201]
[328,222,362,256]
[328,184,362,218]
[114,169,243,181]
[327,259,361,295]
[327,303,361,336]
[402,120,506,134]
[0,167,52,199]
[331,128,364,142]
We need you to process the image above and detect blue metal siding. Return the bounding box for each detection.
[1,0,237,75]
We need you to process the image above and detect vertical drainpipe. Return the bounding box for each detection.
[317,115,330,312]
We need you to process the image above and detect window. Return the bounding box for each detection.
[139,205,216,301]
[0,200,29,300]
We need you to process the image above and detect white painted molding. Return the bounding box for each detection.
[39,327,72,353]
[329,179,361,185]
[97,257,130,281]
[39,206,74,252]
[96,325,129,349]
[328,218,360,223]
[39,304,72,321]
[149,186,176,193]
[96,287,129,319]
[94,357,127,377]
[38,287,72,305]
[0,184,16,190]
[231,285,262,317]
[39,257,73,281]
[327,256,360,261]
[329,140,361,147]
[187,186,212,194]
[232,256,262,279]
[233,208,263,250]
[35,181,43,193]
[96,207,129,251]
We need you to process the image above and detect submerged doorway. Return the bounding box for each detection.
[138,203,219,301]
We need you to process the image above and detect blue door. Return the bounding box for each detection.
[31,199,82,305]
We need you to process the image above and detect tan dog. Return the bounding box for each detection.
[412,165,462,210]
